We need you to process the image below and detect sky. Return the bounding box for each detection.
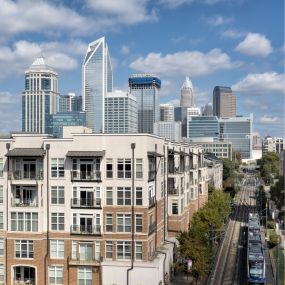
[0,0,284,139]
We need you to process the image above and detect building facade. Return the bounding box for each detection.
[201,103,213,116]
[104,91,138,134]
[187,116,219,139]
[262,136,284,154]
[160,104,174,122]
[22,57,59,133]
[153,121,182,142]
[213,86,236,118]
[0,132,209,285]
[204,154,223,190]
[180,77,194,108]
[174,107,188,138]
[83,37,113,133]
[59,93,82,113]
[128,74,161,134]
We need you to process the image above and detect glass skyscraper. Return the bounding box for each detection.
[22,57,59,133]
[187,116,219,139]
[83,37,113,133]
[59,93,82,112]
[128,74,161,134]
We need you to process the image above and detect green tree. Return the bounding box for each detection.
[258,152,279,184]
[270,175,285,211]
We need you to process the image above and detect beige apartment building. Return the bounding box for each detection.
[0,131,208,285]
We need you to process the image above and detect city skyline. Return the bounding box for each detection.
[0,0,283,138]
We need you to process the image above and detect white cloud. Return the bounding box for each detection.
[258,115,279,124]
[129,48,240,77]
[235,33,273,57]
[221,29,245,39]
[158,0,224,8]
[232,72,284,93]
[120,45,130,55]
[207,15,234,27]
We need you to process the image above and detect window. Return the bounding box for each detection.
[136,187,142,206]
[161,157,164,176]
[106,159,113,178]
[105,214,113,232]
[117,241,131,260]
[117,214,131,232]
[135,241,143,260]
[0,239,3,256]
[78,267,92,285]
[172,200,178,215]
[49,266,63,285]
[51,213,64,231]
[135,159,143,178]
[51,158,64,178]
[50,240,64,259]
[0,158,3,177]
[117,159,131,178]
[190,188,194,200]
[0,212,3,230]
[0,187,3,204]
[51,186,64,204]
[11,212,38,231]
[15,240,33,258]
[135,214,143,233]
[105,241,113,259]
[106,188,113,205]
[117,187,131,205]
[0,264,4,283]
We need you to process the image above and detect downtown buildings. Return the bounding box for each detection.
[213,86,236,118]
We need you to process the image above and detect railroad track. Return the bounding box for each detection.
[209,174,257,285]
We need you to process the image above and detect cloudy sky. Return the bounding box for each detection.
[0,0,284,138]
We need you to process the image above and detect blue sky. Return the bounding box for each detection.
[0,0,284,139]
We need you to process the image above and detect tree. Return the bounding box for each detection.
[270,175,285,211]
[258,152,280,184]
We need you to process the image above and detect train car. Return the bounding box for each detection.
[247,213,266,284]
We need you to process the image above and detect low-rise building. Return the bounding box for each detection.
[204,154,223,190]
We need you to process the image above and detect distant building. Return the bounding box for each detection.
[83,37,113,133]
[174,106,188,137]
[201,103,213,116]
[213,86,236,118]
[104,91,138,133]
[22,57,59,133]
[59,93,82,112]
[160,104,174,122]
[204,153,223,190]
[154,121,182,141]
[128,74,161,133]
[187,107,201,118]
[219,114,253,159]
[262,136,284,154]
[46,111,86,137]
[187,116,219,139]
[180,77,194,107]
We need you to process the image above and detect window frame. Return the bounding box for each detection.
[51,186,65,205]
[51,158,65,178]
[51,213,65,231]
[50,239,65,259]
[49,265,63,285]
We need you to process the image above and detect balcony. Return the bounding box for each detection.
[168,187,179,195]
[68,256,100,266]
[13,280,35,285]
[9,170,43,181]
[148,170,155,182]
[148,196,156,209]
[11,198,38,207]
[71,170,101,182]
[148,222,156,235]
[168,166,182,175]
[70,225,101,235]
[71,198,101,209]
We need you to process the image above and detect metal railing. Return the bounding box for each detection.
[168,187,179,195]
[71,198,101,208]
[70,224,101,235]
[13,279,35,285]
[148,222,156,235]
[148,196,156,208]
[68,255,100,266]
[71,170,101,181]
[11,198,38,207]
[9,170,43,180]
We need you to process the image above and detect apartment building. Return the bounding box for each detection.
[0,131,208,285]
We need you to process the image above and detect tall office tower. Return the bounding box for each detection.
[154,121,182,141]
[180,76,194,107]
[187,107,201,118]
[187,116,219,139]
[201,103,213,116]
[22,57,59,133]
[160,104,174,122]
[59,93,83,112]
[83,37,113,133]
[213,86,236,118]
[104,90,138,133]
[128,74,161,133]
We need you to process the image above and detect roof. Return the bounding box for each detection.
[66,151,105,157]
[147,151,164,157]
[181,77,193,90]
[29,57,55,72]
[6,148,45,157]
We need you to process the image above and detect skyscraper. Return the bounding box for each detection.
[83,37,113,133]
[128,74,161,133]
[213,86,236,118]
[180,77,194,107]
[160,104,174,122]
[59,93,82,112]
[201,103,213,116]
[22,57,59,133]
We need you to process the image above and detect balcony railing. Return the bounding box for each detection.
[168,187,179,195]
[13,279,35,285]
[148,170,155,181]
[9,170,43,180]
[11,198,38,207]
[148,196,156,209]
[71,170,101,181]
[71,198,101,208]
[70,225,101,235]
[68,255,100,266]
[168,166,182,174]
[148,222,156,235]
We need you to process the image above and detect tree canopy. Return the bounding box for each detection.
[258,152,280,184]
[270,175,285,211]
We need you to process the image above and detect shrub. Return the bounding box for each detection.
[267,221,275,229]
[267,233,280,248]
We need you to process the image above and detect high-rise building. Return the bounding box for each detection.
[187,116,219,139]
[213,86,236,118]
[128,74,161,133]
[180,77,194,107]
[160,104,174,122]
[174,107,188,137]
[104,90,138,133]
[187,107,201,118]
[154,121,182,141]
[22,57,59,133]
[59,93,82,112]
[262,136,284,154]
[83,37,113,133]
[219,114,253,159]
[201,103,213,116]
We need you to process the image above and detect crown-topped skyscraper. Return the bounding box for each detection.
[180,76,194,107]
